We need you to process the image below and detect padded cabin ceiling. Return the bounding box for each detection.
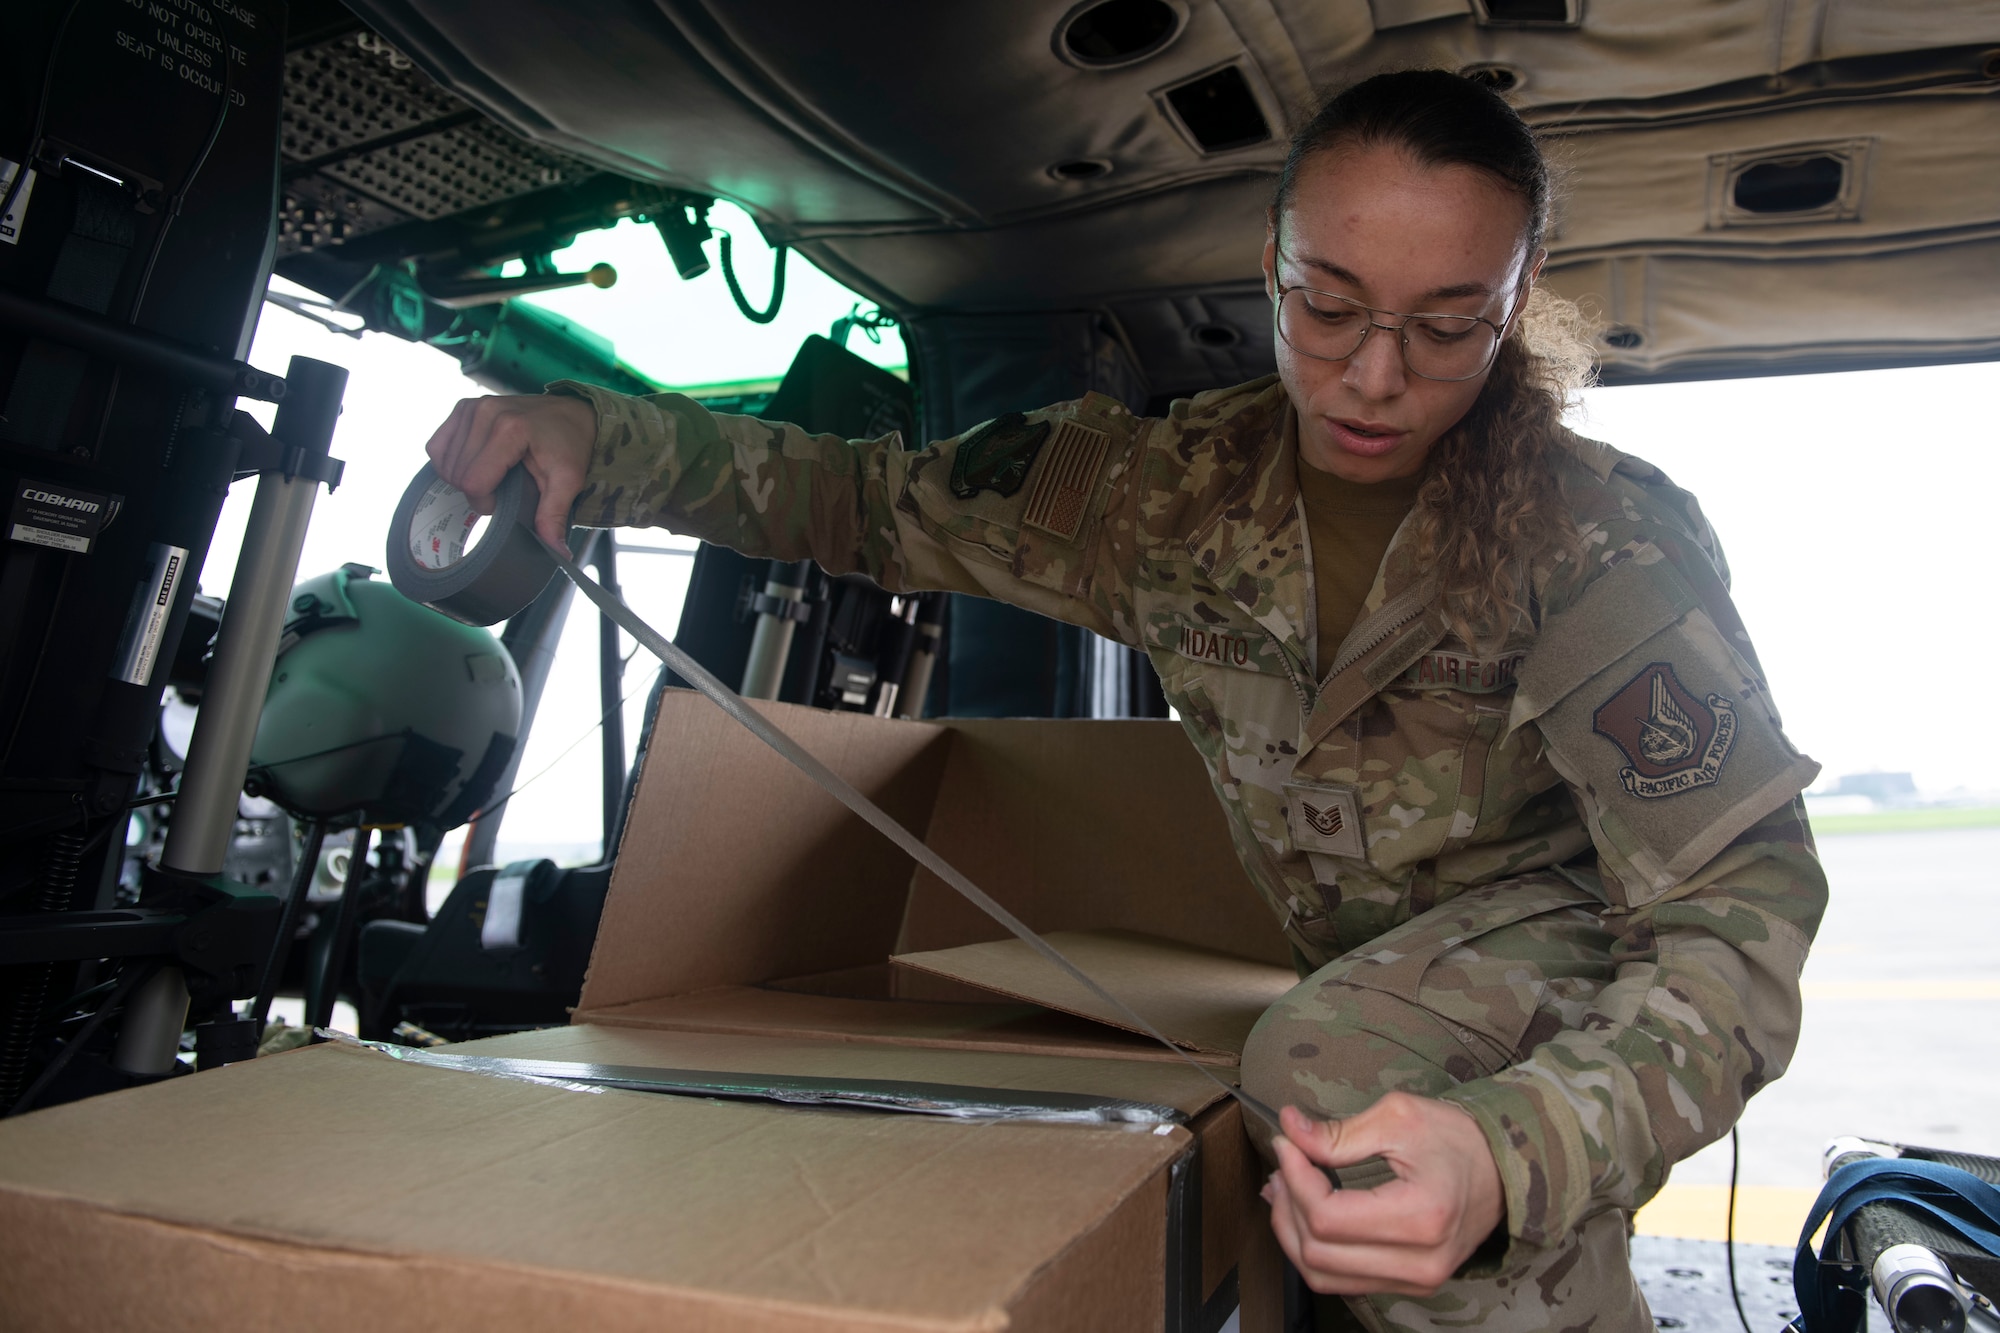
[335,0,2000,391]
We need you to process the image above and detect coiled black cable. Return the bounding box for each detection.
[719,234,786,324]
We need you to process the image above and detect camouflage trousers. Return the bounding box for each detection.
[1240,873,1651,1333]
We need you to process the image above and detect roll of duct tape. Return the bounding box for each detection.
[385,463,557,626]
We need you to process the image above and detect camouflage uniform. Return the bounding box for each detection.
[553,374,1826,1332]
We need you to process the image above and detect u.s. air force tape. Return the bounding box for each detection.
[385,463,558,626]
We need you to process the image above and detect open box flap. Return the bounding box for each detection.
[582,691,950,1012]
[578,695,1292,1076]
[575,986,1241,1067]
[894,719,1289,968]
[891,929,1302,1061]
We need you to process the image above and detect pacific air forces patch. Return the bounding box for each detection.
[950,413,1050,500]
[1591,661,1737,799]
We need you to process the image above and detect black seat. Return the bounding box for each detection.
[357,860,612,1042]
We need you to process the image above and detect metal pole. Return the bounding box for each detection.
[119,356,346,1075]
[595,535,625,855]
[0,287,288,402]
[248,820,326,1037]
[461,565,576,873]
[741,559,811,699]
[111,967,192,1076]
[896,594,947,719]
[306,825,372,1033]
[161,357,346,875]
[872,595,922,719]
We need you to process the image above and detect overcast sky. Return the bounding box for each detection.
[216,214,1999,858]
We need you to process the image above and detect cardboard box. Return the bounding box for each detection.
[0,693,1301,1331]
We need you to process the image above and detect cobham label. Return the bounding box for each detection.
[10,479,118,554]
[1399,650,1527,694]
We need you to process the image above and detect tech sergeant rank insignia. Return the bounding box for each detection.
[1591,661,1737,799]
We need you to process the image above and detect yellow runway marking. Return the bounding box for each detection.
[1634,1183,1819,1247]
[1801,979,2000,1000]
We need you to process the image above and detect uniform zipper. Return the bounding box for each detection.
[1327,579,1436,680]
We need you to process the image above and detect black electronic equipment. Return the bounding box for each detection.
[666,334,942,717]
[0,0,299,1112]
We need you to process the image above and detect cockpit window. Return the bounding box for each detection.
[511,206,907,389]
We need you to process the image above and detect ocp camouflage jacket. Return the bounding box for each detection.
[556,373,1827,1258]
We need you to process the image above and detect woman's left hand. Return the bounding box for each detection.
[1261,1095,1505,1296]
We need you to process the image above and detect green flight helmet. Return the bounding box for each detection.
[247,563,522,830]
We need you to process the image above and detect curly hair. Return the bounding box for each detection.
[1411,287,1595,647]
[1274,70,1595,647]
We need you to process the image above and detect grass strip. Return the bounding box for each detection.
[1811,806,2000,835]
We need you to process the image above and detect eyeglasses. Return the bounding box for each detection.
[1272,268,1520,382]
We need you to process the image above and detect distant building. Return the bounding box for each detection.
[1826,772,1919,803]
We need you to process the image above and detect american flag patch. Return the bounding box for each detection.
[1020,419,1110,542]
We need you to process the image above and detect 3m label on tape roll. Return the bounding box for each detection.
[407,472,486,571]
[386,464,558,626]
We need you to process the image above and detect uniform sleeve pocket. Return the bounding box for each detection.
[1514,557,1820,906]
[898,407,1117,598]
[901,446,1027,568]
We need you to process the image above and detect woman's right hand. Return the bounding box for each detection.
[424,393,599,552]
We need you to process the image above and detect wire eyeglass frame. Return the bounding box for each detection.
[1271,257,1529,383]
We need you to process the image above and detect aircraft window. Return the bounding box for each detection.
[1060,0,1183,67]
[1163,66,1272,154]
[1573,360,2000,819]
[214,234,902,881]
[209,279,496,601]
[1732,155,1846,215]
[510,206,907,389]
[464,540,697,874]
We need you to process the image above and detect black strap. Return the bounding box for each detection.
[747,590,813,624]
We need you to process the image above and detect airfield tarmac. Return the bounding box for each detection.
[1615,824,2000,1330]
[1639,826,2000,1232]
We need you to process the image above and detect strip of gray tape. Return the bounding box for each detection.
[370,1044,1185,1125]
[542,540,1284,1137]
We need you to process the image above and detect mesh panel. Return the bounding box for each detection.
[277,32,596,257]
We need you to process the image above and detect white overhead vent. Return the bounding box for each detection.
[1708,140,1872,229]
